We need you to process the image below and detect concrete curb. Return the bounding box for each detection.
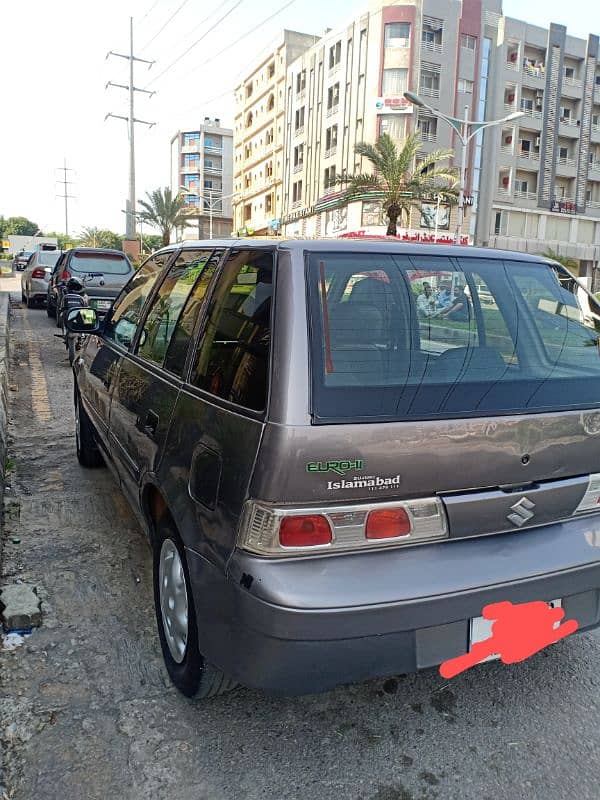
[0,292,10,567]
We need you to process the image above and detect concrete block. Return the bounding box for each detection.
[0,584,41,631]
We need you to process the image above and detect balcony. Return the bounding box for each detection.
[181,165,200,173]
[557,155,577,167]
[181,143,201,153]
[523,61,546,82]
[294,125,305,138]
[293,163,303,174]
[504,102,518,115]
[496,187,512,198]
[505,57,520,72]
[420,85,440,99]
[517,149,540,163]
[204,165,223,175]
[591,124,600,141]
[204,144,223,154]
[324,146,337,159]
[587,199,600,208]
[589,160,600,175]
[559,117,581,137]
[291,199,302,209]
[326,104,339,118]
[419,130,437,142]
[514,189,538,200]
[421,39,443,54]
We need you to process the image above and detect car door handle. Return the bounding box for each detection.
[143,410,159,437]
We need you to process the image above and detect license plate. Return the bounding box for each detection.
[469,599,562,663]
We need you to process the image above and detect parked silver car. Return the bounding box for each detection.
[21,250,62,308]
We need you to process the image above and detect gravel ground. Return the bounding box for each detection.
[1,283,599,800]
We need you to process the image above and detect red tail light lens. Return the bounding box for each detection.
[366,508,411,539]
[61,269,71,281]
[279,515,332,548]
[31,268,47,279]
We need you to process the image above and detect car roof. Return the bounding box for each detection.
[68,248,130,255]
[152,238,552,264]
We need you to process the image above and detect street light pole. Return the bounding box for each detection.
[403,91,524,245]
[209,188,213,240]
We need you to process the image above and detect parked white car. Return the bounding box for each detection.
[21,250,62,308]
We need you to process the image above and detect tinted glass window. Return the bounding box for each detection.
[70,252,131,274]
[190,249,274,411]
[308,252,600,421]
[164,250,223,376]
[136,249,216,369]
[104,253,170,349]
[38,251,61,266]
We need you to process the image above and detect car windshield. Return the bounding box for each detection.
[70,252,130,274]
[307,252,600,422]
[38,251,61,266]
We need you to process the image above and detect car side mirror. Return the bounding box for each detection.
[65,307,100,333]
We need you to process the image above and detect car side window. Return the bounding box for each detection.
[163,249,224,376]
[103,252,171,349]
[135,249,218,369]
[190,249,274,412]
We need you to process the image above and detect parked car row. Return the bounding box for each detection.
[63,238,600,700]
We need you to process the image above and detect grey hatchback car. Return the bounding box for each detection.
[67,239,600,698]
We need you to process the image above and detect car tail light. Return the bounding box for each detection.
[279,515,332,548]
[366,508,411,539]
[61,269,71,281]
[31,268,46,279]
[238,497,448,556]
[574,473,600,514]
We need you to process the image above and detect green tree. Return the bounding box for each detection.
[141,233,162,253]
[541,247,579,273]
[337,133,459,236]
[3,216,40,236]
[77,227,123,249]
[137,187,193,247]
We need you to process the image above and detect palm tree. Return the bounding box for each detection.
[541,247,579,273]
[338,133,459,236]
[137,187,193,247]
[78,226,101,247]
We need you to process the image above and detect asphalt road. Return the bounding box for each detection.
[1,279,599,800]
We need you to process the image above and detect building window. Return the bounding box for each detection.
[380,115,407,141]
[515,179,529,193]
[293,144,304,167]
[204,179,213,189]
[245,83,253,98]
[244,203,252,221]
[184,154,199,168]
[564,66,575,79]
[325,124,338,151]
[384,22,410,48]
[327,83,340,109]
[324,166,336,189]
[461,34,477,50]
[268,62,275,79]
[266,161,274,178]
[560,107,571,121]
[267,93,275,111]
[183,132,200,146]
[265,194,273,213]
[494,211,508,235]
[422,16,443,48]
[595,75,600,87]
[266,127,274,145]
[420,64,441,96]
[382,68,408,96]
[246,112,253,128]
[458,78,474,94]
[329,41,342,69]
[418,116,437,141]
[292,180,303,204]
[294,107,305,131]
[296,70,306,94]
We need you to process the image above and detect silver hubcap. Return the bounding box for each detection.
[159,539,189,664]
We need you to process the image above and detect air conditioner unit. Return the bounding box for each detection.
[508,93,515,102]
[505,134,513,144]
[510,51,518,62]
[535,136,541,147]
[502,176,510,186]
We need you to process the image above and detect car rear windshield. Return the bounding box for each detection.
[38,252,60,266]
[307,252,600,422]
[70,252,130,274]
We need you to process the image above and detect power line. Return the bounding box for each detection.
[139,0,192,52]
[145,0,245,87]
[138,0,161,24]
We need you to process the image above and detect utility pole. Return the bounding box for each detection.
[55,158,75,237]
[106,17,155,259]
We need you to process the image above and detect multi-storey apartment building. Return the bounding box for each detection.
[170,118,233,239]
[232,30,320,236]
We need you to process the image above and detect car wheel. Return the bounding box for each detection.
[26,295,35,309]
[21,290,26,304]
[153,518,236,699]
[47,299,56,318]
[75,393,104,468]
[68,337,77,366]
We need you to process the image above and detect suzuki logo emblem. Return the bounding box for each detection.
[507,496,536,527]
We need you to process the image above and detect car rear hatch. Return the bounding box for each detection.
[69,251,132,309]
[248,250,600,553]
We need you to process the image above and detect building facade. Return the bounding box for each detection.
[232,30,320,236]
[170,118,234,239]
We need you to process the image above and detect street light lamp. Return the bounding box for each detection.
[404,91,524,244]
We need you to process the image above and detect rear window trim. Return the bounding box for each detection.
[305,251,600,425]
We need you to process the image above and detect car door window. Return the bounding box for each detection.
[104,252,171,349]
[190,249,274,412]
[135,249,218,369]
[163,249,224,376]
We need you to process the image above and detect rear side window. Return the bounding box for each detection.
[135,249,218,370]
[70,251,131,274]
[104,253,171,349]
[190,249,274,412]
[38,252,61,267]
[308,252,600,422]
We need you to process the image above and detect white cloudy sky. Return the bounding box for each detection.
[0,0,598,235]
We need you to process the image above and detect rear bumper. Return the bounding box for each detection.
[187,515,600,694]
[29,279,49,298]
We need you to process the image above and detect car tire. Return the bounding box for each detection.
[153,518,236,699]
[21,290,26,304]
[47,300,56,318]
[75,393,104,468]
[26,295,35,309]
[68,337,77,366]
